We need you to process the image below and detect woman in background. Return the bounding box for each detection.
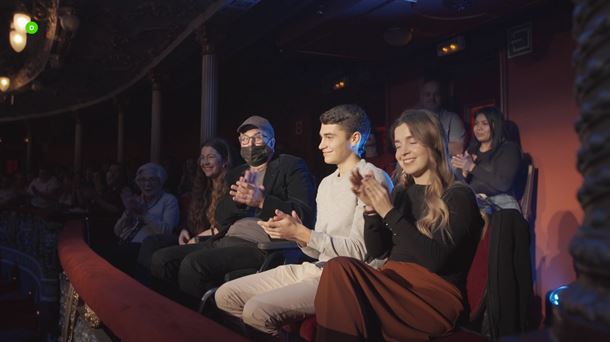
[451,106,522,212]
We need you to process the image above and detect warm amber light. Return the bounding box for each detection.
[10,30,27,52]
[450,44,457,50]
[0,77,10,92]
[442,47,449,53]
[13,13,31,33]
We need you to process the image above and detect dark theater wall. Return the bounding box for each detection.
[507,23,580,301]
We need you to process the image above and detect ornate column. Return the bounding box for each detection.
[197,27,218,144]
[150,73,162,163]
[73,114,82,173]
[553,1,610,340]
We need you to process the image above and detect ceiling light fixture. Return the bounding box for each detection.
[0,77,10,92]
[13,12,32,33]
[10,30,28,53]
[437,36,465,56]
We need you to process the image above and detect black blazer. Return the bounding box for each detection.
[214,154,317,239]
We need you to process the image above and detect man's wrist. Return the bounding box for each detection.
[297,227,311,246]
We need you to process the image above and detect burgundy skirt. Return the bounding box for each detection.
[315,257,463,342]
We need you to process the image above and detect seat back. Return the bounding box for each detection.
[519,163,536,221]
[466,222,491,323]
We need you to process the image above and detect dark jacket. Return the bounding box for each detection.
[485,208,532,339]
[214,154,317,239]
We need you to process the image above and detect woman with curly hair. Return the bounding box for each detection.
[314,109,484,341]
[137,138,233,273]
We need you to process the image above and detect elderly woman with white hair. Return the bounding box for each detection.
[107,162,179,273]
[114,162,180,243]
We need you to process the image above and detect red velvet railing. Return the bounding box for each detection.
[58,220,248,342]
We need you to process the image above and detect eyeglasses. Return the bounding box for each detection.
[238,132,268,146]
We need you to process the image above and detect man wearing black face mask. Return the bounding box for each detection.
[150,115,316,307]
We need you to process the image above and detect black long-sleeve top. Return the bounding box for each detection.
[465,141,521,196]
[364,183,483,293]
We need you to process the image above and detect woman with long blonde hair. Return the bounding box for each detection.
[314,109,484,341]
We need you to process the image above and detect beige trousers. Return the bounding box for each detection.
[215,262,322,335]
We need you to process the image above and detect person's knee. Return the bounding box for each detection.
[242,297,276,333]
[215,283,243,314]
[326,256,359,272]
[179,253,199,276]
[150,249,173,279]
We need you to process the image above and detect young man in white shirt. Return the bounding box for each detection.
[215,104,393,336]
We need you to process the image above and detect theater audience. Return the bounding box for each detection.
[314,109,484,341]
[215,105,393,336]
[0,175,19,208]
[27,167,61,208]
[88,162,127,215]
[451,106,522,212]
[418,78,466,156]
[137,138,233,274]
[57,173,78,208]
[150,115,316,307]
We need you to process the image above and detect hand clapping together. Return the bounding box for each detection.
[451,151,477,178]
[350,168,393,218]
[229,170,265,208]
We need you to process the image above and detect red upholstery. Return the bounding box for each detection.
[466,226,491,320]
[298,227,492,342]
[58,220,248,342]
[299,315,317,342]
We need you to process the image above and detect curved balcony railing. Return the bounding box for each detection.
[58,219,247,342]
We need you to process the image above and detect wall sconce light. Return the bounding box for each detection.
[10,30,28,53]
[24,137,30,143]
[0,77,10,92]
[13,13,32,33]
[437,36,465,56]
[333,79,347,91]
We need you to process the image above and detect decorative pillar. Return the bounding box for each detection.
[150,73,162,163]
[197,27,218,144]
[116,102,125,163]
[553,1,610,340]
[74,114,82,173]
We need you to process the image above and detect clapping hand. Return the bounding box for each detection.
[229,170,265,208]
[360,177,393,218]
[350,168,374,207]
[258,209,305,242]
[451,151,476,177]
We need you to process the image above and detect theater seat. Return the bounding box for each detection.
[296,223,492,342]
